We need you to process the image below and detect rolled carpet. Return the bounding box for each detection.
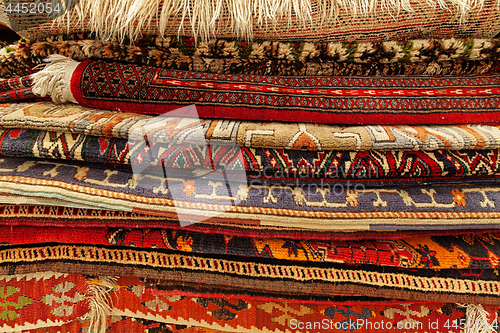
[4,101,500,152]
[1,272,498,332]
[0,203,496,239]
[1,156,500,230]
[29,56,500,125]
[3,224,500,270]
[3,243,500,304]
[2,127,500,180]
[4,37,500,78]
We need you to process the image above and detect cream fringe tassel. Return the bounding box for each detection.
[52,0,490,42]
[459,304,498,333]
[32,55,79,104]
[81,277,119,333]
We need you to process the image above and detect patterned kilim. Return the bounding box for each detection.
[0,74,42,103]
[0,156,500,230]
[0,76,32,92]
[23,319,199,332]
[6,7,500,332]
[137,283,500,333]
[0,102,153,141]
[0,272,89,331]
[131,145,500,179]
[110,277,500,332]
[3,244,500,304]
[0,85,44,103]
[98,314,494,333]
[21,321,91,332]
[3,273,499,333]
[1,127,500,179]
[36,58,500,124]
[4,101,500,152]
[0,128,130,165]
[3,225,500,270]
[3,37,500,78]
[0,204,494,239]
[101,318,205,333]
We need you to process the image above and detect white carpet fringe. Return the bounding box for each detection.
[52,0,492,42]
[32,55,79,104]
[82,277,119,333]
[459,304,498,333]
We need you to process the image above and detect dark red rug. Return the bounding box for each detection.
[33,58,500,125]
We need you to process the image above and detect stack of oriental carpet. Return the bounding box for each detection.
[1,0,500,332]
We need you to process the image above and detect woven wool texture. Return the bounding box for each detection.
[0,76,46,103]
[0,204,493,239]
[110,286,500,332]
[0,156,500,230]
[2,272,498,332]
[8,0,500,41]
[0,272,89,331]
[2,127,500,180]
[3,225,500,270]
[4,13,500,330]
[3,243,500,304]
[4,102,500,151]
[3,37,500,78]
[28,57,500,124]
